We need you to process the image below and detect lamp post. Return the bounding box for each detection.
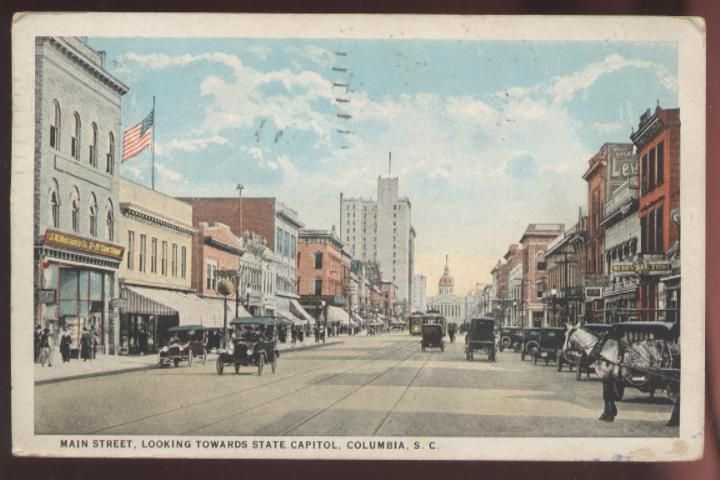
[550,287,558,327]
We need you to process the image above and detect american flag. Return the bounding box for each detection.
[122,109,154,162]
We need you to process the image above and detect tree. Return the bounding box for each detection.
[218,278,234,347]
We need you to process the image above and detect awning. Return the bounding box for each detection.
[327,306,350,325]
[193,296,246,329]
[276,297,306,325]
[290,299,315,323]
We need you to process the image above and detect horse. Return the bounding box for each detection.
[563,323,680,426]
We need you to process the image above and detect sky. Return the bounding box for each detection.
[87,37,678,295]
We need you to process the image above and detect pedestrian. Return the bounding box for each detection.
[138,327,148,355]
[291,327,297,347]
[298,327,304,343]
[34,324,42,362]
[60,326,72,363]
[80,327,92,361]
[39,327,53,367]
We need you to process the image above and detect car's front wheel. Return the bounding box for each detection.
[258,354,265,376]
[216,357,224,375]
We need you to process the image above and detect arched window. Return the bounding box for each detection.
[71,113,81,160]
[89,194,98,237]
[48,181,60,228]
[89,122,98,167]
[71,191,80,233]
[106,132,115,174]
[50,100,61,149]
[105,200,114,241]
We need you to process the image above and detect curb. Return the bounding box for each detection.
[34,339,344,386]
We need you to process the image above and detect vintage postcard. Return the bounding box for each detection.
[11,13,706,460]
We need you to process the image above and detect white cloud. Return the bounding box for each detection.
[285,45,334,67]
[155,162,185,182]
[123,164,143,179]
[155,135,228,155]
[592,121,623,134]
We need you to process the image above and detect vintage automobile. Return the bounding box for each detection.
[519,327,541,361]
[216,316,280,376]
[464,317,496,361]
[158,325,208,367]
[498,326,523,352]
[557,323,613,380]
[611,321,680,400]
[421,323,445,352]
[531,327,566,365]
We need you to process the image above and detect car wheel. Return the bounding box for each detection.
[216,357,224,375]
[173,358,180,367]
[188,353,193,367]
[258,354,265,376]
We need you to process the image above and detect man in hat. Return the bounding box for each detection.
[80,327,92,361]
[39,327,53,367]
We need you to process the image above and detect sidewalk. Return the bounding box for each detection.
[34,338,344,385]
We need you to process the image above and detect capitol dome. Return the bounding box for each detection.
[438,255,454,295]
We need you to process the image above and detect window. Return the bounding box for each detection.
[151,238,157,273]
[656,141,664,187]
[648,148,656,192]
[71,113,81,160]
[89,122,98,167]
[290,235,296,260]
[106,132,115,174]
[314,278,323,296]
[206,262,217,290]
[181,246,187,279]
[105,207,113,241]
[50,100,61,149]
[656,206,664,253]
[276,227,283,255]
[89,195,97,237]
[161,241,168,276]
[71,197,80,233]
[127,231,135,270]
[284,231,291,257]
[640,215,647,253]
[49,188,59,228]
[172,244,178,277]
[648,209,656,253]
[536,261,546,271]
[314,252,323,269]
[641,153,648,195]
[139,234,147,272]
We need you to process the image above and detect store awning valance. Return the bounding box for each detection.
[276,297,307,325]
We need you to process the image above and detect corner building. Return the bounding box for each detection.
[34,37,128,355]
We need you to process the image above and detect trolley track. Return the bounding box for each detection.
[87,339,414,435]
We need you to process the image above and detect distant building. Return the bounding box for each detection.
[427,256,466,325]
[341,173,415,310]
[543,215,586,326]
[411,274,427,313]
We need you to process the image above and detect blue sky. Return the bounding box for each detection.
[88,37,678,294]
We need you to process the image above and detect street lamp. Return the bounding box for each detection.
[550,288,558,327]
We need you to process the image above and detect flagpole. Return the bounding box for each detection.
[151,96,156,191]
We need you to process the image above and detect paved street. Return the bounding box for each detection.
[36,333,677,437]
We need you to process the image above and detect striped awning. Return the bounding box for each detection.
[276,297,306,325]
[290,299,314,323]
[327,306,350,325]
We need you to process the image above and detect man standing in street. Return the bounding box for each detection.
[39,327,53,367]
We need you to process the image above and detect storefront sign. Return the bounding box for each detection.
[585,287,603,300]
[583,275,609,287]
[611,261,672,276]
[43,229,125,261]
[109,298,127,309]
[36,288,57,304]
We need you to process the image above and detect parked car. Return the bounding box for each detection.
[532,327,566,365]
[520,327,540,361]
[465,317,496,361]
[421,323,445,352]
[216,316,279,376]
[498,326,523,352]
[158,325,208,367]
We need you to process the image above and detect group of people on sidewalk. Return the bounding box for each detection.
[34,324,98,367]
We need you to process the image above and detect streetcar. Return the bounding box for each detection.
[409,312,425,336]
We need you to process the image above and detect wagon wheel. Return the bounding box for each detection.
[173,358,180,367]
[188,352,193,367]
[216,357,224,375]
[257,353,265,376]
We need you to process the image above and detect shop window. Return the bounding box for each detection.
[50,100,61,149]
[71,113,81,160]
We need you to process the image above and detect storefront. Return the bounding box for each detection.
[36,229,124,355]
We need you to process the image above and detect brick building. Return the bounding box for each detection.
[582,146,608,322]
[630,105,681,322]
[34,37,128,355]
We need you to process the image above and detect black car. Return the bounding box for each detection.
[465,317,496,361]
[158,325,208,367]
[532,327,566,365]
[520,327,540,361]
[421,324,444,352]
[216,316,279,376]
[498,326,523,352]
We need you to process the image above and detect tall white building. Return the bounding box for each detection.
[411,275,427,313]
[427,256,466,324]
[341,175,415,308]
